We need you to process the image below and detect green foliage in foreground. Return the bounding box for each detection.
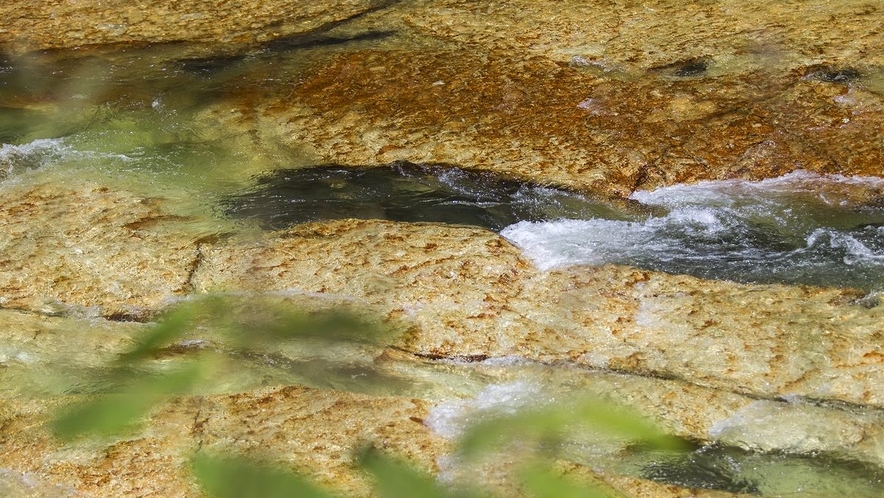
[457,396,679,459]
[51,296,681,497]
[191,454,338,498]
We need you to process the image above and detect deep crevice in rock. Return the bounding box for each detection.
[222,161,636,232]
[176,1,401,75]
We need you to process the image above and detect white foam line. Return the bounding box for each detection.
[502,172,884,283]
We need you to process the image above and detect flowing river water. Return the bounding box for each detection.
[2,37,884,496]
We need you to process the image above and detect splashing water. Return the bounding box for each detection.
[0,138,74,179]
[502,171,884,290]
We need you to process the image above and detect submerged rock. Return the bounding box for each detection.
[651,57,712,78]
[803,65,863,84]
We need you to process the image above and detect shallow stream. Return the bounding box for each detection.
[2,37,884,496]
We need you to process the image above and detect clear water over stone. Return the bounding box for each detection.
[425,376,884,497]
[0,48,310,220]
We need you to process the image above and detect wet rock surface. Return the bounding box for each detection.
[2,0,884,496]
[274,46,884,197]
[208,0,884,198]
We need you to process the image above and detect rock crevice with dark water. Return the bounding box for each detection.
[225,162,884,291]
[2,1,884,497]
[222,161,643,231]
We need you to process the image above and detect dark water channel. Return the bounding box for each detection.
[225,163,884,292]
[631,442,884,496]
[2,44,882,293]
[221,161,638,231]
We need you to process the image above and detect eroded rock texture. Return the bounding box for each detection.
[2,0,884,496]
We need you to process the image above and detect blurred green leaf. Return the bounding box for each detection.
[233,307,389,345]
[192,454,338,498]
[358,446,478,498]
[458,397,682,459]
[52,359,205,440]
[48,295,687,498]
[52,393,159,441]
[116,301,200,364]
[520,463,624,498]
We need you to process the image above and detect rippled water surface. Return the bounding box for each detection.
[3,47,883,291]
[225,160,884,290]
[503,172,884,291]
[223,161,639,231]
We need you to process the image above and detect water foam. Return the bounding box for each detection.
[425,380,546,440]
[501,172,884,290]
[0,138,71,178]
[0,136,134,181]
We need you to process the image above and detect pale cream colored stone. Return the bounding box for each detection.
[2,0,884,495]
[193,220,884,409]
[189,218,884,468]
[0,179,212,319]
[2,299,883,496]
[0,0,379,54]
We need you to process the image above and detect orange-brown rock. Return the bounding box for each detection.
[193,220,884,411]
[267,47,884,198]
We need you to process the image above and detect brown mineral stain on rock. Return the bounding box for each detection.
[268,46,884,198]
